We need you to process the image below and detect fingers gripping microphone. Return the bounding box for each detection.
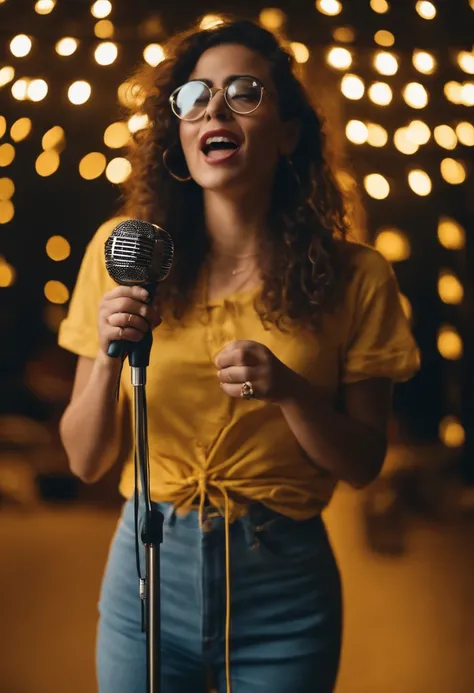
[104,219,174,358]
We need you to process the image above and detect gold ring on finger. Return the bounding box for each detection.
[128,313,133,324]
[241,381,254,399]
[118,326,124,339]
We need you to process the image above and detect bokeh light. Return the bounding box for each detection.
[44,280,70,304]
[370,0,389,13]
[104,122,130,149]
[42,126,66,152]
[406,119,431,145]
[408,169,432,195]
[316,0,342,16]
[127,113,149,133]
[461,82,474,106]
[364,173,390,199]
[143,44,165,67]
[341,74,365,99]
[332,27,356,43]
[105,157,132,183]
[444,81,463,104]
[0,143,15,167]
[91,0,112,19]
[0,116,5,138]
[457,51,474,74]
[68,81,91,105]
[0,66,15,88]
[375,228,411,261]
[0,200,14,224]
[437,217,465,249]
[394,128,419,154]
[290,42,310,63]
[440,158,466,184]
[94,20,114,39]
[79,152,107,180]
[0,259,16,287]
[118,80,143,108]
[367,123,388,147]
[94,42,118,66]
[35,0,56,15]
[456,122,474,146]
[259,8,287,30]
[10,118,32,143]
[11,79,29,101]
[439,417,465,448]
[403,82,429,108]
[35,151,60,176]
[413,50,436,74]
[415,1,437,19]
[56,37,78,56]
[374,30,395,47]
[46,236,71,261]
[200,14,224,30]
[438,270,464,304]
[433,125,458,150]
[27,79,48,102]
[374,51,398,75]
[327,47,352,70]
[437,326,463,360]
[10,35,32,58]
[0,178,15,200]
[345,120,368,144]
[368,81,393,105]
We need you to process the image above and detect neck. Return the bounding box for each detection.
[203,187,271,259]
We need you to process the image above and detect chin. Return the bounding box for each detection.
[194,168,248,193]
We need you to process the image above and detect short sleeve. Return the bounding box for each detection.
[342,248,421,384]
[58,227,116,359]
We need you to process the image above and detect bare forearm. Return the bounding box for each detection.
[279,372,387,488]
[59,355,123,483]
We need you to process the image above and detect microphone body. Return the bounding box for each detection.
[104,219,174,358]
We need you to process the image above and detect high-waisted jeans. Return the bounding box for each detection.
[97,496,342,693]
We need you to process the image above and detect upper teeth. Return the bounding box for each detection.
[205,136,237,146]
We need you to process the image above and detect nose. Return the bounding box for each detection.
[205,88,233,121]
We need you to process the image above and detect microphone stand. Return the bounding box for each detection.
[128,330,163,693]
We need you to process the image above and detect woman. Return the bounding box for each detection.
[59,18,420,693]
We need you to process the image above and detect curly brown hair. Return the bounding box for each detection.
[119,17,352,331]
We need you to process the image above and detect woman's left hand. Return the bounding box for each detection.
[215,340,296,403]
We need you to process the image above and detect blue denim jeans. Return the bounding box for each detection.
[97,496,342,693]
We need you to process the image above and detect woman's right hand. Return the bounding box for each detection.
[98,286,161,357]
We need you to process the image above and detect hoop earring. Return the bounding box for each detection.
[162,147,192,182]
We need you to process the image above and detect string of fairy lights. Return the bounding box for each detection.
[0,0,473,450]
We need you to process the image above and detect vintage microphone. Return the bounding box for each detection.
[104,219,174,693]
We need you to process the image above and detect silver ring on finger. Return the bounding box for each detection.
[241,381,254,400]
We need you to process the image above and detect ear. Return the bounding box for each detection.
[278,118,301,157]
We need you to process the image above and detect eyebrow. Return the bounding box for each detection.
[192,74,260,87]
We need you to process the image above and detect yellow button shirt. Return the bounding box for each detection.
[58,225,420,522]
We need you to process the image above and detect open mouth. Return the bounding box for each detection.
[202,136,240,157]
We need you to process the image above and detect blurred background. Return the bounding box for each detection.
[0,0,474,691]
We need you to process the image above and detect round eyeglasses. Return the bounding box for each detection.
[169,76,266,121]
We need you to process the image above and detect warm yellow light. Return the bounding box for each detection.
[27,79,48,102]
[375,228,411,261]
[316,0,342,16]
[44,280,70,304]
[461,82,474,106]
[364,173,390,199]
[367,123,388,147]
[0,143,15,167]
[117,80,143,108]
[368,81,392,105]
[259,8,287,30]
[290,42,310,64]
[200,14,224,30]
[406,120,431,145]
[412,50,436,74]
[370,0,389,13]
[11,79,29,101]
[403,82,429,108]
[327,47,352,70]
[444,81,463,104]
[0,261,15,287]
[104,122,130,149]
[94,20,114,39]
[440,158,466,184]
[10,34,32,58]
[374,30,395,47]
[0,117,5,139]
[341,74,365,100]
[78,152,107,180]
[439,417,465,448]
[457,51,474,74]
[127,113,149,133]
[94,41,118,66]
[46,236,71,261]
[408,169,432,196]
[456,122,474,146]
[68,81,91,105]
[42,126,65,152]
[332,27,356,43]
[91,0,112,19]
[437,326,463,360]
[394,128,419,154]
[35,0,55,14]
[433,125,457,150]
[437,217,465,250]
[374,51,398,75]
[10,117,32,142]
[438,271,464,304]
[0,178,14,200]
[415,1,437,19]
[143,44,165,67]
[0,200,14,224]
[345,120,368,144]
[0,66,15,87]
[106,157,132,184]
[35,150,60,176]
[399,294,413,321]
[55,37,78,56]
